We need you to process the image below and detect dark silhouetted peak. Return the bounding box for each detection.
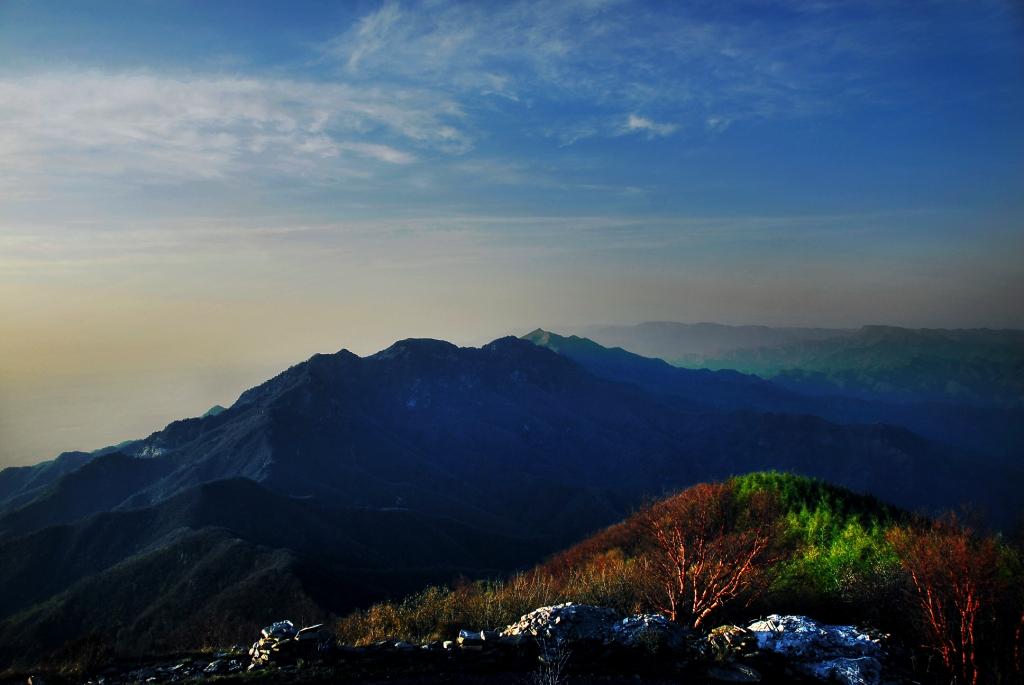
[311,348,361,362]
[303,348,362,378]
[233,348,360,408]
[482,335,535,352]
[370,338,460,361]
[481,335,574,368]
[522,329,614,355]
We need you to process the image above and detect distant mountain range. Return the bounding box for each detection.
[524,328,1024,461]
[576,322,1024,409]
[0,333,1020,667]
[572,321,852,359]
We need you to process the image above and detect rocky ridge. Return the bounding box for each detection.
[49,605,888,685]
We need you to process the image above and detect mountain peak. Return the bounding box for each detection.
[201,404,226,418]
[481,335,565,360]
[371,338,460,360]
[522,328,552,344]
[522,328,607,354]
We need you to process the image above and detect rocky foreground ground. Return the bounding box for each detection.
[5,605,896,685]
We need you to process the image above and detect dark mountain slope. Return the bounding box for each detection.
[0,451,94,514]
[0,528,323,668]
[0,478,543,622]
[0,476,552,666]
[0,452,175,539]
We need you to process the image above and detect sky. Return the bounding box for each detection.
[1,0,1023,466]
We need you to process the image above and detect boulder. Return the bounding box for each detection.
[498,602,688,656]
[249,620,334,668]
[499,603,622,645]
[746,615,883,685]
[702,624,759,660]
[610,612,688,651]
[296,624,326,640]
[261,620,297,640]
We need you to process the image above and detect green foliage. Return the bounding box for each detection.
[780,512,899,599]
[732,472,901,608]
[731,471,900,526]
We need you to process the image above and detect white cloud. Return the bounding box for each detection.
[343,1,405,71]
[623,114,678,139]
[322,1,648,107]
[705,116,732,133]
[319,0,884,142]
[0,71,463,187]
[337,142,416,165]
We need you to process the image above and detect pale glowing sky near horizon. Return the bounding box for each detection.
[1,0,1023,466]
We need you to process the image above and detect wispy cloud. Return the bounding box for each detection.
[320,0,906,143]
[622,114,678,139]
[4,1,1013,194]
[0,72,462,187]
[0,209,955,278]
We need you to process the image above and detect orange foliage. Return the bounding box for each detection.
[641,482,780,628]
[888,517,1002,685]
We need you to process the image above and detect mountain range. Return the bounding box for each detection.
[570,321,852,359]
[524,328,1024,462]
[0,332,1020,667]
[577,322,1024,409]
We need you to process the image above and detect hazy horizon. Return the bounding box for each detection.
[2,0,1023,467]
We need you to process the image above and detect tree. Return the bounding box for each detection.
[641,482,780,628]
[888,517,1002,685]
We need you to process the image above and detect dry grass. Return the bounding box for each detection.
[336,551,649,645]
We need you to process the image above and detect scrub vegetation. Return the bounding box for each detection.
[337,472,1024,684]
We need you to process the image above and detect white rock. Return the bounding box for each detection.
[746,615,883,685]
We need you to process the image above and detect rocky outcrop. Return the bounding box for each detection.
[702,623,760,661]
[68,609,886,684]
[499,602,688,652]
[248,620,333,668]
[746,615,884,685]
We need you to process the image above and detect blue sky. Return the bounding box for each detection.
[2,1,1022,267]
[0,0,1023,464]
